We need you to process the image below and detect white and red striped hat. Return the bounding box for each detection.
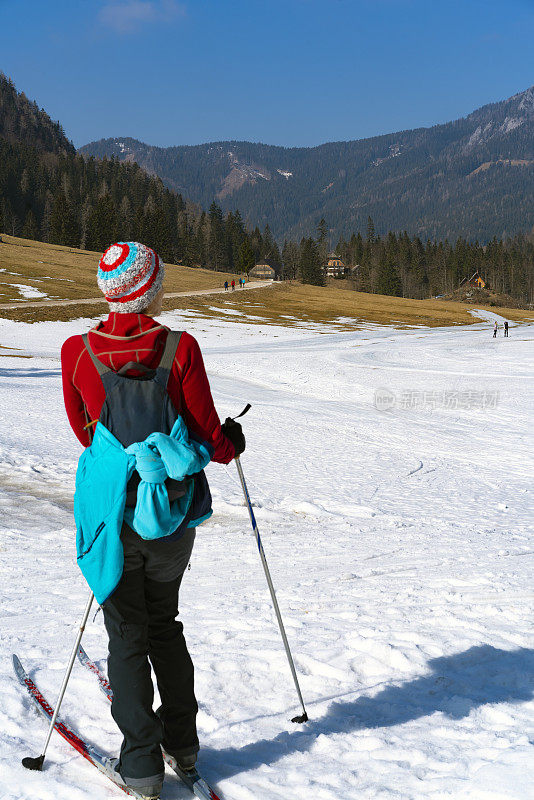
[97,242,164,313]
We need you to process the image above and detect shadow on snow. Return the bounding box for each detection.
[202,645,534,780]
[0,367,59,379]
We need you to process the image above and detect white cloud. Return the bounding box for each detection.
[99,0,185,34]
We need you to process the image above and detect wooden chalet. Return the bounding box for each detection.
[324,253,349,277]
[249,260,277,280]
[459,271,486,289]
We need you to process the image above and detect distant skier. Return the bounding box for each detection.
[493,321,498,338]
[504,320,509,337]
[61,242,245,799]
[231,279,235,291]
[224,280,229,291]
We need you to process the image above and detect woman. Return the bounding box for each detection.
[61,242,244,799]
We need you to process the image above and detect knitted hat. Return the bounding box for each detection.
[97,242,164,313]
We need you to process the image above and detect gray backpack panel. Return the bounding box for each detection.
[82,330,182,448]
[81,330,213,530]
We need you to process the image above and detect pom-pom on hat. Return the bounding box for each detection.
[97,242,164,313]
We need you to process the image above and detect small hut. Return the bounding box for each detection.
[249,260,276,280]
[459,271,486,289]
[324,253,349,277]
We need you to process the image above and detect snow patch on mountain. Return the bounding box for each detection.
[372,143,402,166]
[500,116,524,134]
[517,86,534,112]
[277,169,293,179]
[113,140,134,155]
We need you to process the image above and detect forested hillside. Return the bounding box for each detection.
[329,223,534,305]
[0,74,283,273]
[0,75,74,154]
[82,86,534,244]
[1,74,533,303]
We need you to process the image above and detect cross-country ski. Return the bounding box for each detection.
[12,654,146,798]
[77,645,223,800]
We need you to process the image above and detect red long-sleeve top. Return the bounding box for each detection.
[60,312,235,463]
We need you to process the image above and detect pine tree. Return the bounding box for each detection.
[190,211,207,267]
[208,202,225,270]
[237,237,255,273]
[118,196,133,241]
[316,217,329,263]
[22,208,39,240]
[299,238,325,286]
[50,191,78,246]
[79,197,92,250]
[366,216,376,244]
[376,256,402,296]
[40,193,53,243]
[282,240,300,279]
[88,193,118,251]
[262,224,281,267]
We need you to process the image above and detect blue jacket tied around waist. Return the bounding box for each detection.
[74,416,212,604]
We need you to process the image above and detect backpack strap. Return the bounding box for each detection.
[155,330,182,387]
[81,332,112,377]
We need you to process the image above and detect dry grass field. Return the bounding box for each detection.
[0,234,238,301]
[165,282,532,329]
[1,234,533,328]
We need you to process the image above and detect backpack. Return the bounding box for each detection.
[81,329,212,530]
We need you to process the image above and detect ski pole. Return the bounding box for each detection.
[22,591,94,770]
[234,455,309,723]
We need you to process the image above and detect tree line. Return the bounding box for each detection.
[0,139,287,272]
[1,73,532,301]
[329,216,534,303]
[0,73,284,274]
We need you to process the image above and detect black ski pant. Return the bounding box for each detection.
[102,524,198,783]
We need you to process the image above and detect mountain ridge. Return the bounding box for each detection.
[0,72,75,155]
[80,85,534,243]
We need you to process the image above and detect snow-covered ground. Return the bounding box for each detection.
[0,309,532,800]
[8,284,49,300]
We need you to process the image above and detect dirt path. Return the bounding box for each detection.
[0,280,274,311]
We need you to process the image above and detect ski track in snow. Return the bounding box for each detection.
[0,312,533,799]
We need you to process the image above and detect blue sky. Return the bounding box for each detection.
[2,0,534,148]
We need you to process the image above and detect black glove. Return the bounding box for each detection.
[221,417,246,457]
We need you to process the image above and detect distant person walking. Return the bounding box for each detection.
[224,281,228,292]
[504,320,509,337]
[231,279,235,291]
[493,321,498,338]
[241,277,245,288]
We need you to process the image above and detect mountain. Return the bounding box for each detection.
[0,74,75,155]
[0,73,192,261]
[80,87,534,243]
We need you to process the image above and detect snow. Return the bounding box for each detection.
[208,307,245,316]
[468,308,516,325]
[277,170,293,179]
[8,283,48,300]
[0,310,533,800]
[500,116,524,134]
[372,144,402,166]
[517,87,534,113]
